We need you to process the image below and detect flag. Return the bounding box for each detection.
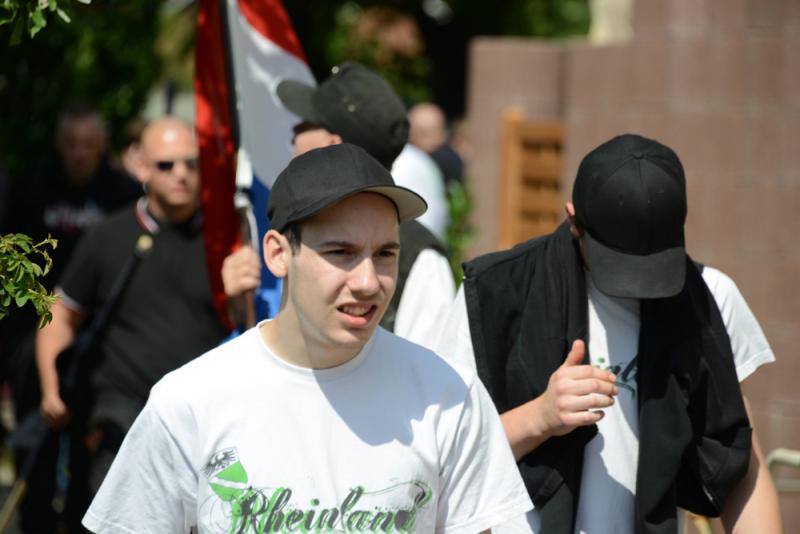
[195,0,314,329]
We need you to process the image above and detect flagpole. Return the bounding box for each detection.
[217,0,257,329]
[218,0,240,149]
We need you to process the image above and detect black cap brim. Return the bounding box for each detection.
[583,231,686,299]
[279,185,427,231]
[276,79,320,123]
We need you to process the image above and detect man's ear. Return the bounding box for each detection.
[329,133,344,146]
[131,154,150,187]
[564,201,583,238]
[263,229,291,278]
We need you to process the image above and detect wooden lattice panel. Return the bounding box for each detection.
[498,110,564,250]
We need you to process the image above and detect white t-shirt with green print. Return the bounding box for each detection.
[83,325,533,534]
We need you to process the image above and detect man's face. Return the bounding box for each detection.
[291,121,340,157]
[282,193,399,358]
[56,115,107,183]
[140,123,200,216]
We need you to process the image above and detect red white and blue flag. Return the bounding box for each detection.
[195,0,314,329]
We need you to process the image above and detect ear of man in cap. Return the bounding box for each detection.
[572,133,688,300]
[277,62,409,170]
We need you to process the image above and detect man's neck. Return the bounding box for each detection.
[146,197,198,225]
[259,315,364,370]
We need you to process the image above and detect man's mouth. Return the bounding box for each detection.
[338,304,375,317]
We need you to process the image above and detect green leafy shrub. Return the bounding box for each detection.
[0,234,58,327]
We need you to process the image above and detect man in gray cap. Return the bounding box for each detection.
[223,62,453,350]
[82,144,532,533]
[437,134,782,533]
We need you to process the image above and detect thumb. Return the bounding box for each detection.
[562,339,586,367]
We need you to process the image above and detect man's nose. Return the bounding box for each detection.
[174,160,193,175]
[349,257,380,296]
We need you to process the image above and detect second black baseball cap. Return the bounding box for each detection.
[276,62,409,170]
[573,134,688,299]
[268,143,427,232]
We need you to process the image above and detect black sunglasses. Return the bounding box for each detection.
[155,158,198,172]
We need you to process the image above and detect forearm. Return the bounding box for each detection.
[500,397,552,461]
[721,399,783,533]
[35,301,79,399]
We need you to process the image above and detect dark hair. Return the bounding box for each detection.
[56,101,108,139]
[283,222,302,253]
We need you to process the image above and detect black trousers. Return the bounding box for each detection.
[16,426,91,534]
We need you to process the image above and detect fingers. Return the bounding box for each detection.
[222,246,262,297]
[565,375,619,397]
[560,408,607,428]
[41,396,72,429]
[559,390,616,412]
[562,339,586,367]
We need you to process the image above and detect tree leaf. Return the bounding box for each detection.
[9,14,23,45]
[14,293,29,307]
[28,8,47,39]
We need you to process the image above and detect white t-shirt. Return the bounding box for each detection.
[392,144,450,241]
[83,326,532,534]
[435,266,775,534]
[394,249,456,351]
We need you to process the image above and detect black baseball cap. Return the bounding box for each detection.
[276,62,409,169]
[573,134,687,299]
[267,143,427,232]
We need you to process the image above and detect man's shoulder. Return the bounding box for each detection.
[148,333,248,421]
[84,203,138,236]
[372,328,479,399]
[464,233,550,279]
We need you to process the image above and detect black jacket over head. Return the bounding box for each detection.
[462,222,751,534]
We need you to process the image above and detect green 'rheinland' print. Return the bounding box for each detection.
[202,448,433,533]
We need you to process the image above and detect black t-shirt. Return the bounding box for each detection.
[59,201,228,427]
[2,157,141,289]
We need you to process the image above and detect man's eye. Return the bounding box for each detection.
[325,249,349,256]
[376,250,398,259]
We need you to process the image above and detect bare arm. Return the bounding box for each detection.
[721,396,783,533]
[500,340,618,461]
[36,300,85,428]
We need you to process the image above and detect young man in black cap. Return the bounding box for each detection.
[437,134,781,533]
[82,144,532,534]
[222,62,453,350]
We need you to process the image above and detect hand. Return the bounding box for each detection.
[221,246,261,298]
[538,340,618,438]
[41,392,71,429]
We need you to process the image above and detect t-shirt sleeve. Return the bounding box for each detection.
[435,372,533,534]
[56,228,103,313]
[394,249,456,351]
[434,286,478,373]
[82,400,198,533]
[703,267,775,382]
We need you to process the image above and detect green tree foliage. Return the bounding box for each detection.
[0,234,58,327]
[448,0,589,38]
[0,0,91,43]
[0,0,163,175]
[284,0,589,105]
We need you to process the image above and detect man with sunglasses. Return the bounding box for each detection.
[35,116,228,512]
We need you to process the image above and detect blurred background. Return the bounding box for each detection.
[1,0,798,530]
